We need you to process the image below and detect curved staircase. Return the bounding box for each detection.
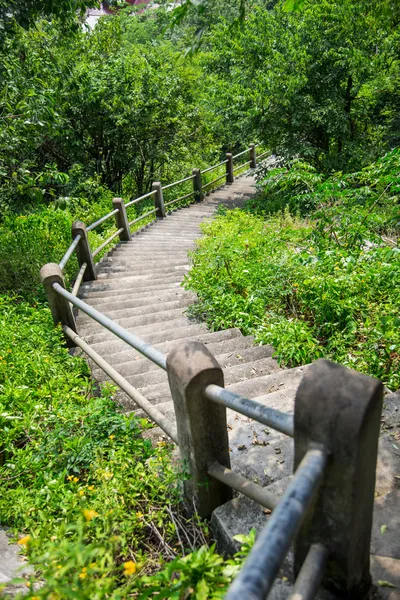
[75,174,400,598]
[77,175,302,489]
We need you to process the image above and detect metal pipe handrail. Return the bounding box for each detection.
[63,325,177,442]
[71,262,87,297]
[59,234,81,270]
[92,228,124,258]
[163,173,195,190]
[125,189,156,208]
[232,147,250,160]
[201,159,228,175]
[203,384,294,437]
[87,208,119,232]
[233,160,252,173]
[202,173,226,189]
[128,208,158,228]
[208,461,278,510]
[164,191,194,208]
[53,283,167,370]
[288,543,328,600]
[225,448,328,600]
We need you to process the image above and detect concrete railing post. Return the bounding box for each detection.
[294,359,383,598]
[192,168,203,202]
[71,221,96,281]
[250,144,257,169]
[40,262,77,347]
[167,341,233,518]
[152,182,166,218]
[113,197,131,241]
[226,153,234,184]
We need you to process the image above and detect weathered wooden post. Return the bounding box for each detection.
[113,197,131,241]
[294,359,383,598]
[226,153,234,184]
[71,221,96,281]
[167,341,233,518]
[250,144,257,169]
[152,182,166,218]
[192,168,203,202]
[40,263,77,347]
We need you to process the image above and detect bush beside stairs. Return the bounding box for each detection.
[75,175,400,599]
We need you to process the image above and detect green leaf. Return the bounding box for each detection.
[378,580,396,588]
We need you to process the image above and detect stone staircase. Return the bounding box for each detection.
[77,175,302,490]
[3,175,398,597]
[74,174,400,599]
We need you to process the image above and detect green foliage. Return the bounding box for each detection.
[201,0,400,171]
[0,296,253,597]
[185,152,400,389]
[0,0,95,42]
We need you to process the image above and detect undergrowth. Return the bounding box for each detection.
[0,297,253,598]
[185,151,400,390]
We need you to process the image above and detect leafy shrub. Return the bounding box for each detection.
[185,152,400,389]
[0,297,255,597]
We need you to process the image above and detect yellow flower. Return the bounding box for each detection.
[67,475,74,481]
[25,581,31,587]
[83,509,99,521]
[73,477,79,483]
[56,565,62,569]
[78,572,87,580]
[31,597,40,600]
[123,561,137,576]
[109,434,115,439]
[17,535,30,546]
[135,512,144,518]
[78,490,85,497]
[87,485,94,491]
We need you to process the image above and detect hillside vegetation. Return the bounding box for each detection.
[186,152,400,390]
[1,0,399,597]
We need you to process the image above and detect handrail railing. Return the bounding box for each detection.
[201,159,228,175]
[125,189,156,208]
[163,173,195,190]
[55,142,265,297]
[59,234,81,270]
[53,282,167,370]
[87,208,119,232]
[225,448,328,600]
[40,140,382,599]
[62,325,177,442]
[203,384,294,436]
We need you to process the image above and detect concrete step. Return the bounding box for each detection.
[90,328,248,367]
[215,344,276,368]
[79,281,183,298]
[120,356,284,411]
[80,306,189,335]
[94,269,190,280]
[80,288,193,305]
[121,356,280,392]
[86,322,209,354]
[77,297,192,323]
[83,316,200,344]
[96,260,190,272]
[80,272,186,292]
[226,365,307,400]
[137,233,200,240]
[91,342,275,381]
